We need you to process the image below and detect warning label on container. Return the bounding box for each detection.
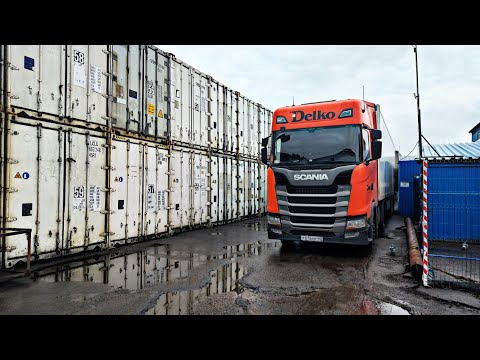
[158,152,166,166]
[73,50,86,88]
[148,103,155,115]
[73,185,86,213]
[157,190,166,211]
[90,65,103,93]
[14,172,22,179]
[158,110,163,118]
[147,184,155,211]
[88,185,101,212]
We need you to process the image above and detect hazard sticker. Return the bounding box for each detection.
[148,103,155,115]
[158,110,163,118]
[114,177,118,182]
[14,172,22,179]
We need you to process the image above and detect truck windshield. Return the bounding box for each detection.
[272,125,361,166]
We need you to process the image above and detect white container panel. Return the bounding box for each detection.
[225,89,233,152]
[143,145,157,236]
[110,45,144,133]
[218,85,225,151]
[156,51,169,139]
[232,93,238,153]
[7,45,65,117]
[65,131,106,249]
[127,45,144,132]
[110,139,128,243]
[259,165,267,213]
[225,157,232,220]
[110,139,143,243]
[231,159,238,219]
[237,96,245,155]
[155,147,169,235]
[66,45,108,124]
[253,163,259,215]
[144,47,157,137]
[218,156,225,222]
[252,104,260,158]
[208,80,219,150]
[246,100,253,156]
[170,59,191,143]
[170,149,191,229]
[191,72,209,148]
[192,152,208,225]
[4,123,63,265]
[237,160,245,217]
[210,155,219,223]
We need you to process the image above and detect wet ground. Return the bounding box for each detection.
[0,215,479,315]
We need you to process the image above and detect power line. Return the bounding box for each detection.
[400,141,418,160]
[379,109,397,151]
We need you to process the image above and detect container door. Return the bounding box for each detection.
[238,160,245,217]
[225,157,232,220]
[225,89,233,152]
[232,158,238,219]
[192,71,201,147]
[246,100,252,156]
[252,104,259,158]
[155,147,169,236]
[156,51,169,139]
[66,45,108,124]
[144,47,157,137]
[127,45,144,133]
[192,152,202,225]
[8,45,65,117]
[170,59,183,142]
[218,85,225,151]
[237,96,245,156]
[143,144,157,236]
[171,149,191,228]
[232,93,238,153]
[110,45,128,130]
[4,123,63,266]
[253,162,259,215]
[64,131,107,250]
[110,139,128,243]
[210,155,219,224]
[208,80,218,150]
[218,156,225,222]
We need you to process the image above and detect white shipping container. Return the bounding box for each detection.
[192,151,209,226]
[210,155,219,224]
[208,79,220,150]
[231,158,238,220]
[218,156,225,222]
[238,160,246,217]
[252,103,260,158]
[217,84,225,152]
[66,45,108,124]
[225,157,232,220]
[191,71,209,148]
[237,95,246,155]
[5,45,66,117]
[110,45,144,133]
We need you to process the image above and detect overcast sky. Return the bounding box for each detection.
[156,45,480,155]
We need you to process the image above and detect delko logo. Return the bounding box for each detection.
[293,174,329,181]
[292,110,336,122]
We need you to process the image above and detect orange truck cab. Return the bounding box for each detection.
[261,99,398,246]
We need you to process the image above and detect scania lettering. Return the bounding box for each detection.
[261,99,398,247]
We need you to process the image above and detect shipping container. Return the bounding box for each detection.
[398,160,421,218]
[170,147,191,229]
[191,70,209,148]
[428,162,480,242]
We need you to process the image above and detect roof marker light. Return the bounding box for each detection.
[276,116,288,124]
[339,108,353,118]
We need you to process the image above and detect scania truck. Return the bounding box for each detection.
[261,99,397,247]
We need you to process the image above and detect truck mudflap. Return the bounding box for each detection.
[268,226,370,246]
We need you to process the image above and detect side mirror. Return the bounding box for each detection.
[371,141,382,160]
[371,129,382,141]
[261,137,269,147]
[261,147,268,165]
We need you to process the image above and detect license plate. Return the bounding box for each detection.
[300,235,324,242]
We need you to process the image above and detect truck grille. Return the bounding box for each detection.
[287,196,336,205]
[286,185,337,194]
[289,216,336,225]
[288,206,336,215]
[290,230,335,238]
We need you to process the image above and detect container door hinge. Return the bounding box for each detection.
[102,144,116,149]
[0,187,18,193]
[100,210,115,214]
[5,217,17,222]
[101,166,116,170]
[5,245,17,252]
[99,232,115,236]
[9,94,19,99]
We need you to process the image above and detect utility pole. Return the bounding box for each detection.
[413,45,423,158]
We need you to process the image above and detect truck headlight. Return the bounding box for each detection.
[346,216,367,231]
[267,214,281,226]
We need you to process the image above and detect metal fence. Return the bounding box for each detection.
[423,160,480,290]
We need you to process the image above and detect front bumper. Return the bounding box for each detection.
[267,224,370,246]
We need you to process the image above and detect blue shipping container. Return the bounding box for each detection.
[398,160,421,218]
[428,162,480,242]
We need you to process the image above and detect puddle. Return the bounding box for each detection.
[378,302,410,315]
[32,241,279,314]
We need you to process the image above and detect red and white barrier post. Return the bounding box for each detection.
[422,160,429,287]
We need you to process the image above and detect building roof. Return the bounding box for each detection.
[469,122,480,134]
[422,142,480,159]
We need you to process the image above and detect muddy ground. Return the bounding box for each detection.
[0,215,478,315]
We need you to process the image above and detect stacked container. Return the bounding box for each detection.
[0,45,271,268]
